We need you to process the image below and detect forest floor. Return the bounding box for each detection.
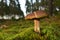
[0,14,60,40]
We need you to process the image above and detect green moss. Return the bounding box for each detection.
[0,16,60,40]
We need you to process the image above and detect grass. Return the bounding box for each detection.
[0,15,60,40]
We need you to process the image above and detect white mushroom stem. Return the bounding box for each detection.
[34,19,40,33]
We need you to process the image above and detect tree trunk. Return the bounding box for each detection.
[34,19,40,33]
[49,0,54,16]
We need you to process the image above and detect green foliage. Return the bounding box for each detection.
[54,0,60,7]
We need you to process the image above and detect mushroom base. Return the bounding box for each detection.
[34,19,40,33]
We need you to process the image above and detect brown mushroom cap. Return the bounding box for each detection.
[25,10,48,19]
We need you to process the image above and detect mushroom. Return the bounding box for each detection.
[25,10,48,33]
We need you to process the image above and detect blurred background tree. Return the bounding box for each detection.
[25,0,60,16]
[25,0,31,13]
[0,0,60,19]
[0,0,24,19]
[9,0,24,16]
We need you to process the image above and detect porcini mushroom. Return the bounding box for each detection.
[25,10,48,33]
